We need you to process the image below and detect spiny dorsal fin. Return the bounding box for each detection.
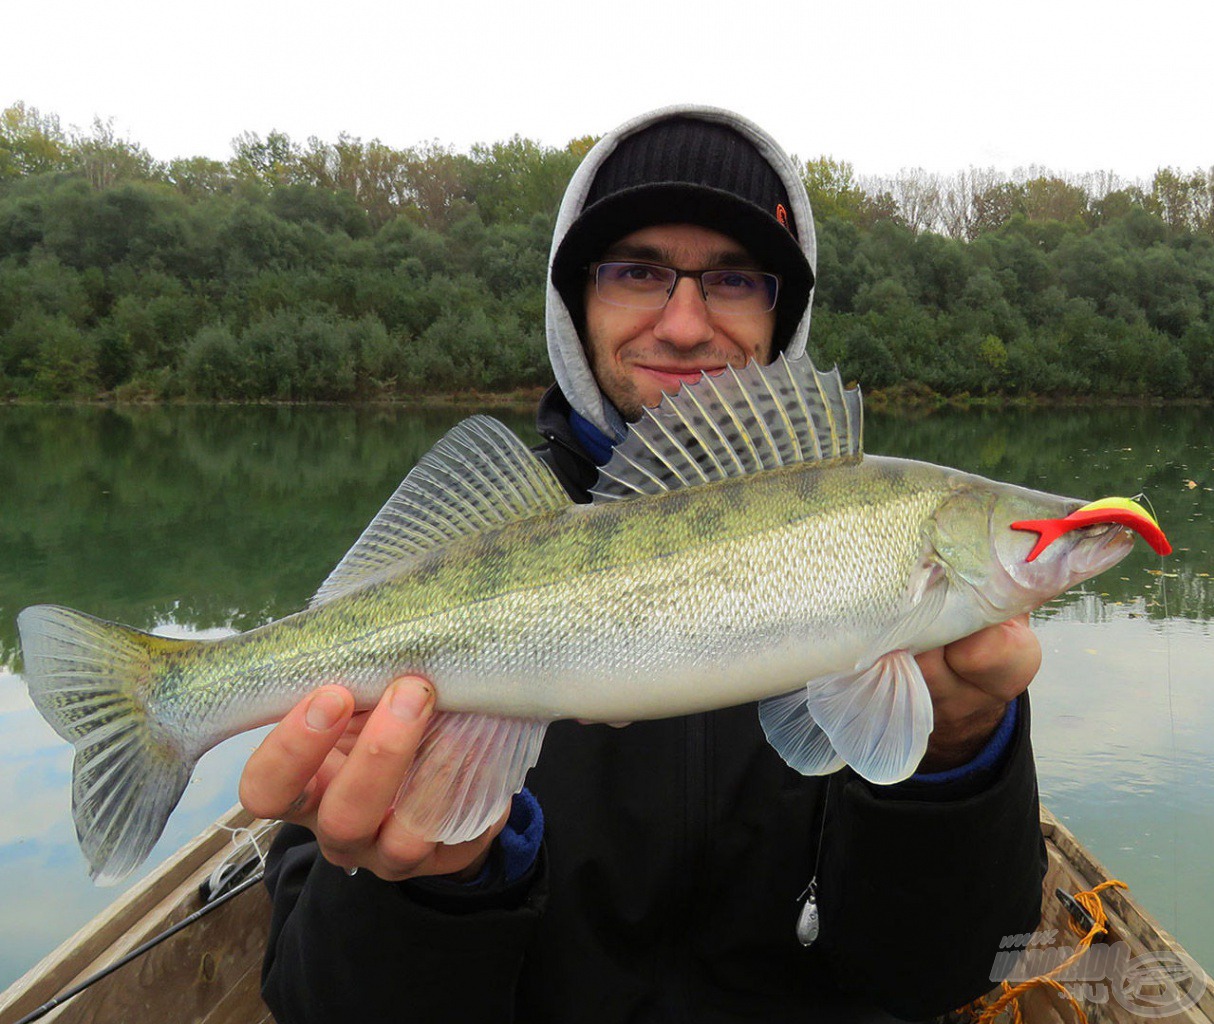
[310,415,570,607]
[592,353,863,501]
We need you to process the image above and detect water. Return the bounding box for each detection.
[0,401,1209,991]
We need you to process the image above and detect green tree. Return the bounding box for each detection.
[1152,167,1214,233]
[229,130,305,189]
[167,156,236,198]
[801,157,896,227]
[33,315,97,396]
[0,102,69,180]
[296,134,416,228]
[1021,176,1088,224]
[181,324,243,397]
[71,117,162,189]
[465,135,579,225]
[971,181,1026,236]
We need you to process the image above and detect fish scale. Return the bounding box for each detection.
[17,354,1166,883]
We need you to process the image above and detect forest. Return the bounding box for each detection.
[2,101,1212,401]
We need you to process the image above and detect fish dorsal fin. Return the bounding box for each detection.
[591,353,863,501]
[310,415,570,607]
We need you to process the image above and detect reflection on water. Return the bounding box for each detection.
[0,401,1210,989]
[0,403,540,665]
[0,402,539,990]
[1032,611,1214,960]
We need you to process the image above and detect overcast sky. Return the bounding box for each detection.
[5,0,1210,183]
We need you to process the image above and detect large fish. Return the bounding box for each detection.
[18,355,1170,883]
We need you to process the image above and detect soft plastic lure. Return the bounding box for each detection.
[1011,497,1172,562]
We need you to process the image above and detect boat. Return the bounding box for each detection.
[0,805,274,1024]
[1003,807,1214,1024]
[0,805,1209,1024]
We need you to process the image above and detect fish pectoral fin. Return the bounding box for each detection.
[855,557,949,667]
[758,689,845,776]
[802,650,934,785]
[393,711,549,844]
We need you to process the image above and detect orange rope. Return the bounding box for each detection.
[967,880,1129,1024]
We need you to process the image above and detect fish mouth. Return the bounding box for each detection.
[1065,522,1136,581]
[999,517,1136,603]
[963,502,1135,620]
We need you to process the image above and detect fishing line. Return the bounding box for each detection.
[1138,490,1180,936]
[11,870,265,1024]
[206,820,274,897]
[12,824,273,1024]
[795,774,832,947]
[1159,532,1179,937]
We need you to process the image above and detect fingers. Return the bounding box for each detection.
[363,803,512,882]
[314,679,435,869]
[239,686,355,821]
[914,616,1040,772]
[942,614,1040,703]
[320,683,520,881]
[240,677,513,882]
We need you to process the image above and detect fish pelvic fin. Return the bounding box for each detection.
[17,605,196,885]
[759,689,845,776]
[802,651,934,785]
[393,711,548,844]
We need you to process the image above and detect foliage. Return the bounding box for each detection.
[1,101,1212,401]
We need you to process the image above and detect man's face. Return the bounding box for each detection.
[582,223,776,420]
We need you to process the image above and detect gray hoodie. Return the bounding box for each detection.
[544,104,819,439]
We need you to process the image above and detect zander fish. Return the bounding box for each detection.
[17,355,1170,883]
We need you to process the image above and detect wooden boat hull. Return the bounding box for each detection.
[0,805,1209,1024]
[1015,807,1214,1024]
[0,806,273,1024]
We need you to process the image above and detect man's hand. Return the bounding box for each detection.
[239,677,508,882]
[914,614,1041,773]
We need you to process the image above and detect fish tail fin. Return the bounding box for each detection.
[18,605,198,885]
[394,711,548,844]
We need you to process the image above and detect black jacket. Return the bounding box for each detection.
[260,388,1046,1023]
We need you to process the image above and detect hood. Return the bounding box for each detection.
[545,104,818,438]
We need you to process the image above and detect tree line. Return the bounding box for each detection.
[1,101,1212,401]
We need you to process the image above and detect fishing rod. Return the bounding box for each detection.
[13,834,268,1024]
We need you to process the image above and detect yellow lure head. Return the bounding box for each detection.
[1011,496,1171,562]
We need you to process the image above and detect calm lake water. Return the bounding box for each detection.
[0,400,1210,992]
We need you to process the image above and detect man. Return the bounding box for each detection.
[241,106,1045,1023]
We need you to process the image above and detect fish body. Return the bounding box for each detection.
[17,356,1161,883]
[111,457,995,731]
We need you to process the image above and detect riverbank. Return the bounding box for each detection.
[3,381,1211,413]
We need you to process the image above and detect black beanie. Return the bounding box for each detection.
[552,116,814,354]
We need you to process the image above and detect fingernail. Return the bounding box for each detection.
[389,680,433,722]
[305,690,346,731]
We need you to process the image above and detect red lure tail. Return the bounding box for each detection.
[1011,497,1172,562]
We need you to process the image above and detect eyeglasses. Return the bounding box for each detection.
[589,261,780,315]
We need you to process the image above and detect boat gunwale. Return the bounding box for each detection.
[1,805,1210,1024]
